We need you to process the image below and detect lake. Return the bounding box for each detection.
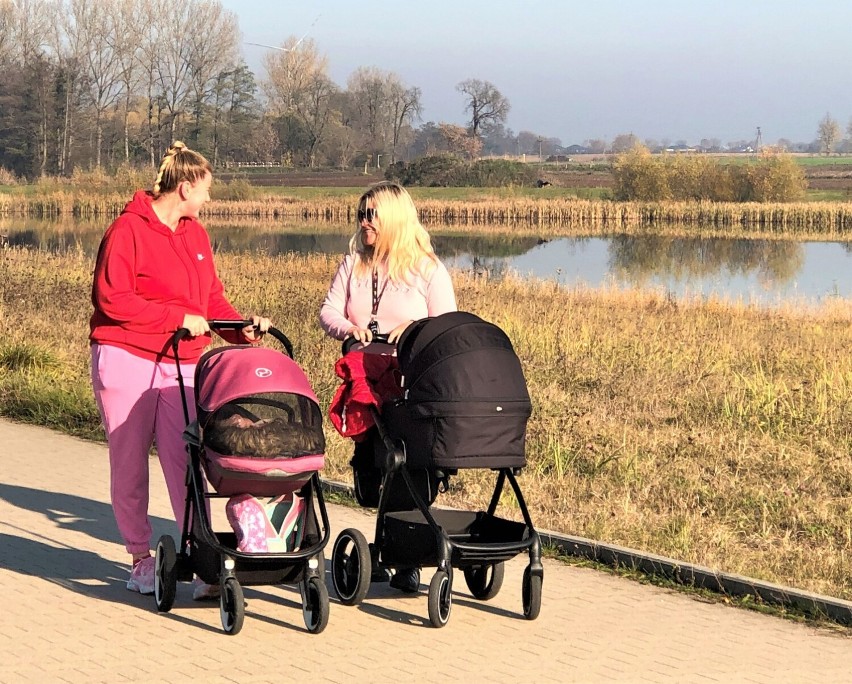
[5,219,852,306]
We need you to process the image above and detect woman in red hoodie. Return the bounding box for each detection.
[90,141,271,599]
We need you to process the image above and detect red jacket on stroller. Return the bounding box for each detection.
[328,351,401,441]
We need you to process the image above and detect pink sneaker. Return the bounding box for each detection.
[127,556,155,594]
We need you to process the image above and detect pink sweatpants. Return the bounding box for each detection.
[91,344,197,555]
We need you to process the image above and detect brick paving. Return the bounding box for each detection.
[1,418,851,684]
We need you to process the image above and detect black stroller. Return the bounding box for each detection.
[330,311,543,627]
[153,321,331,635]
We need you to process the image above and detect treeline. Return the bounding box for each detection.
[0,0,550,181]
[612,146,807,202]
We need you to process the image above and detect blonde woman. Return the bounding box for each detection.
[90,141,271,598]
[320,181,456,593]
[320,181,456,344]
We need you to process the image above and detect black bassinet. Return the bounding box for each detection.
[383,311,532,470]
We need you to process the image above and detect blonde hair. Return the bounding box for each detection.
[152,141,212,197]
[349,181,438,282]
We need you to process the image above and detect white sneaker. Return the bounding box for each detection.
[192,577,221,601]
[127,556,156,595]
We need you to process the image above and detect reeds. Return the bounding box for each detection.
[5,192,852,238]
[5,245,852,599]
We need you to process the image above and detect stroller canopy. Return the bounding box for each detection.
[196,346,319,416]
[388,311,532,469]
[397,311,531,409]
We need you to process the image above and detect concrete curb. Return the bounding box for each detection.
[320,478,852,625]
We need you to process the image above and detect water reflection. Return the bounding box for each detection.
[5,217,852,305]
[607,236,803,287]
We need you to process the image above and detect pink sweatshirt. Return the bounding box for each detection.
[320,254,457,340]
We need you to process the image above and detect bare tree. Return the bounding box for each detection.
[13,0,57,174]
[132,0,162,165]
[0,0,16,61]
[295,74,337,167]
[346,67,421,165]
[153,0,195,140]
[456,78,509,140]
[67,0,125,167]
[346,66,391,157]
[262,35,327,114]
[387,80,421,164]
[186,1,238,147]
[11,0,54,67]
[262,36,333,165]
[112,0,143,163]
[817,113,840,156]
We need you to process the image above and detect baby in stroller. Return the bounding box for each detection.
[203,395,324,555]
[205,410,323,460]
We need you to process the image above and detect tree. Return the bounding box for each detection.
[611,133,642,153]
[186,1,238,149]
[112,0,143,163]
[210,62,259,165]
[262,35,333,165]
[456,78,509,140]
[438,123,481,160]
[817,113,840,156]
[345,67,420,165]
[67,0,125,167]
[387,80,421,164]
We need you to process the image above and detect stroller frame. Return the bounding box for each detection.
[153,321,331,635]
[330,333,543,628]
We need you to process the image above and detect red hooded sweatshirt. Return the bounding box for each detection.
[90,190,246,362]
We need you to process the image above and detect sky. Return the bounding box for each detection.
[221,0,852,147]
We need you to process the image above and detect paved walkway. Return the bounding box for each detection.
[1,418,851,684]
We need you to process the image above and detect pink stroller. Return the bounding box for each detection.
[153,321,330,635]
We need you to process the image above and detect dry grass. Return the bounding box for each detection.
[4,246,852,599]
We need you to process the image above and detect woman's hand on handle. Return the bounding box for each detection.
[345,326,373,344]
[181,314,210,337]
[387,320,413,344]
[243,315,271,341]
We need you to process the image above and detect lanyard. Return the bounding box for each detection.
[371,268,388,318]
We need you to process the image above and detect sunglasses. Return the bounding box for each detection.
[357,207,378,222]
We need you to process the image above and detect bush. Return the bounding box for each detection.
[0,167,20,186]
[385,155,538,187]
[613,146,806,202]
[212,177,254,201]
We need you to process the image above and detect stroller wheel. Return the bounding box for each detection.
[154,535,177,613]
[302,576,329,634]
[522,565,542,620]
[220,577,245,635]
[463,562,505,601]
[427,569,453,628]
[331,528,371,606]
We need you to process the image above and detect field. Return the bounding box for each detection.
[214,158,852,198]
[5,245,852,603]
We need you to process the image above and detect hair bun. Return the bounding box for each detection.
[170,141,186,153]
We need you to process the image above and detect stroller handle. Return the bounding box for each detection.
[169,320,294,426]
[172,320,294,359]
[342,332,391,355]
